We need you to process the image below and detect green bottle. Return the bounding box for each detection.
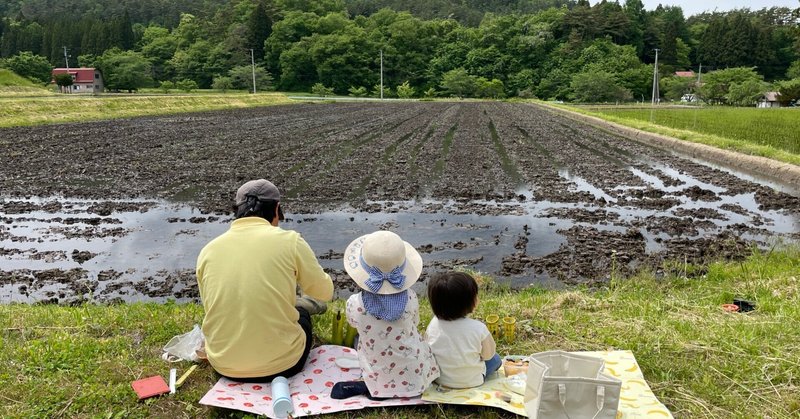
[343,324,358,348]
[331,310,344,345]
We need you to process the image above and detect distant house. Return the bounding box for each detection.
[675,71,695,78]
[51,68,104,94]
[757,92,781,108]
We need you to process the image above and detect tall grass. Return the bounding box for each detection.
[588,106,800,155]
[2,245,798,418]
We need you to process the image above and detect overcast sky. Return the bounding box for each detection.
[609,1,799,16]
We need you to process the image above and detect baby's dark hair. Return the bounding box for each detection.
[427,271,478,321]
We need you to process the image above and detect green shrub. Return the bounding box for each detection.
[211,76,234,92]
[311,83,334,96]
[396,81,415,99]
[348,86,367,97]
[175,79,198,92]
[159,80,175,93]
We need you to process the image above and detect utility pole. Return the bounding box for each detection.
[63,46,71,94]
[250,49,257,94]
[693,63,702,128]
[651,48,660,105]
[380,49,384,100]
[696,63,702,89]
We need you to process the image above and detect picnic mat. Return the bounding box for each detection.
[421,350,673,418]
[199,345,430,417]
[200,347,671,418]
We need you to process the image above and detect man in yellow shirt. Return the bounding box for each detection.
[197,179,333,381]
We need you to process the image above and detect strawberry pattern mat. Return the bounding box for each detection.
[199,345,431,417]
[200,347,672,418]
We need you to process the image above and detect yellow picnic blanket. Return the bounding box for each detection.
[421,350,673,418]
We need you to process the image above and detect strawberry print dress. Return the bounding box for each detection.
[345,291,439,398]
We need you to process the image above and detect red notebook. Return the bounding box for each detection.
[131,375,170,400]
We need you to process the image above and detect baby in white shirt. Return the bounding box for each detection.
[424,271,501,388]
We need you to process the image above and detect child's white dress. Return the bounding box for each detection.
[346,291,439,398]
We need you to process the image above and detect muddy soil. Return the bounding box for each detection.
[1,102,798,303]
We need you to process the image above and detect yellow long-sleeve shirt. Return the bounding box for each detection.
[197,216,333,378]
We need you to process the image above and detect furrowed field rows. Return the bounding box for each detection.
[283,105,435,200]
[355,105,456,201]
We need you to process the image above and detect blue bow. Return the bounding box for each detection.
[360,253,407,293]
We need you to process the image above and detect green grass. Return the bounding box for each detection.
[553,104,800,166]
[2,245,799,418]
[0,92,293,127]
[0,69,55,96]
[0,69,39,87]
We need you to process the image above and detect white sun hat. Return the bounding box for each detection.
[343,230,423,295]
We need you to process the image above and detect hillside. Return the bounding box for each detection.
[0,1,797,101]
[346,0,574,26]
[0,68,37,86]
[1,0,563,27]
[0,68,53,95]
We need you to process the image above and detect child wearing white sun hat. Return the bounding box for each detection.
[331,230,439,400]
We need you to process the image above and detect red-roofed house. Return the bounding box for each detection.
[675,71,695,78]
[51,68,104,94]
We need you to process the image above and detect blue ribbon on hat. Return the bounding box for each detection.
[362,290,408,321]
[360,253,407,293]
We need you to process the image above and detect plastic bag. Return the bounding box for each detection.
[162,324,204,362]
[504,372,527,395]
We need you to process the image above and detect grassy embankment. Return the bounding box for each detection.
[0,68,56,97]
[1,245,798,418]
[553,104,800,166]
[0,91,293,128]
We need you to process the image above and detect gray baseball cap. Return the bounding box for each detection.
[235,179,280,206]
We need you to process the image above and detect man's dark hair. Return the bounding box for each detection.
[233,195,282,222]
[427,271,478,321]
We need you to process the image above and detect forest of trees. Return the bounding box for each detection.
[1,0,799,103]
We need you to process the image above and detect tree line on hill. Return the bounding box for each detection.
[0,0,798,104]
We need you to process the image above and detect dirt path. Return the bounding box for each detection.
[1,102,798,303]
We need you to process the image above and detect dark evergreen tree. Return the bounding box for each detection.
[595,0,629,45]
[562,0,595,42]
[119,10,135,50]
[725,12,757,68]
[247,2,272,62]
[623,0,646,58]
[107,12,134,50]
[0,22,17,57]
[47,20,70,65]
[641,14,661,63]
[81,20,109,57]
[658,7,686,66]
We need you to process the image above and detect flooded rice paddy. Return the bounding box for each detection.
[0,102,798,303]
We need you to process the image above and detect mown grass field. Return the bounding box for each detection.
[1,245,798,418]
[0,92,293,127]
[559,104,800,166]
